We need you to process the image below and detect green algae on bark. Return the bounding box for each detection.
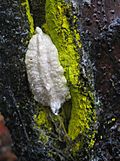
[21,0,34,35]
[44,0,96,152]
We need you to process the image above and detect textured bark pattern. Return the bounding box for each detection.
[79,0,120,160]
[0,0,120,161]
[0,1,55,161]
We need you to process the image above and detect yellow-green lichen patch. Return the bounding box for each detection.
[34,107,70,144]
[34,111,50,129]
[21,0,34,35]
[45,0,96,152]
[34,108,52,144]
[45,0,81,86]
[68,89,93,140]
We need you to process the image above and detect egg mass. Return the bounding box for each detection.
[25,27,71,115]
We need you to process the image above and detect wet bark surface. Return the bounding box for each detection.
[78,0,120,160]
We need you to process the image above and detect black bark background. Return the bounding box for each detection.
[79,1,120,160]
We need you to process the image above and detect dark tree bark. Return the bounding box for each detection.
[79,0,120,160]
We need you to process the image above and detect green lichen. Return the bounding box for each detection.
[44,0,96,152]
[34,108,52,144]
[45,0,81,85]
[34,110,51,130]
[21,0,34,35]
[34,106,70,145]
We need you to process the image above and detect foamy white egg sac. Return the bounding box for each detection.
[25,27,71,115]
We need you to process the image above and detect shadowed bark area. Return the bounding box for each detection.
[29,0,46,27]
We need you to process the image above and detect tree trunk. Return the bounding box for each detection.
[0,0,119,161]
